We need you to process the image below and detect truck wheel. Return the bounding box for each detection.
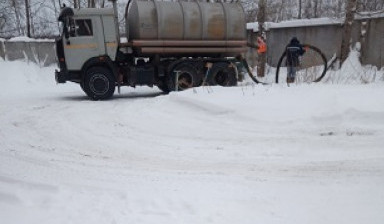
[168,63,197,91]
[83,66,115,100]
[208,62,237,86]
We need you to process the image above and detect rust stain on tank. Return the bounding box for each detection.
[188,11,200,38]
[207,15,225,39]
[162,13,183,38]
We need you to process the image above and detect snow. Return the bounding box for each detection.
[1,57,384,224]
[356,11,384,20]
[247,11,384,32]
[247,18,343,32]
[6,36,55,42]
[323,46,384,84]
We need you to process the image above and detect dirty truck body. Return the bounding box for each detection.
[55,0,246,100]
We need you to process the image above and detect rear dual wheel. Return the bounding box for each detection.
[207,62,237,86]
[168,61,237,91]
[168,63,199,91]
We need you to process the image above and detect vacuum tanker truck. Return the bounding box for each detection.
[55,0,247,100]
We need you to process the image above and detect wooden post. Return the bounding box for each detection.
[257,0,267,77]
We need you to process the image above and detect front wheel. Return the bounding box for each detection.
[82,66,116,100]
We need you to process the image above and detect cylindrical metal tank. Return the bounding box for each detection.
[126,0,246,42]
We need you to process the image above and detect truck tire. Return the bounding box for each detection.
[168,63,197,91]
[83,66,115,100]
[208,62,237,86]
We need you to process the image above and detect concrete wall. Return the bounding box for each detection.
[0,40,56,66]
[248,16,384,68]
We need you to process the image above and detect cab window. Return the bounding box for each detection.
[75,19,93,36]
[68,18,93,37]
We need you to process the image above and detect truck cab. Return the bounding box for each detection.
[56,7,118,85]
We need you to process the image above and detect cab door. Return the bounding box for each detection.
[63,16,105,71]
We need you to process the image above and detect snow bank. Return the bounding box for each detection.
[0,60,57,95]
[248,47,384,85]
[323,47,384,84]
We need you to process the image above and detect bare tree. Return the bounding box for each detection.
[278,0,285,21]
[337,0,344,17]
[25,0,31,37]
[340,0,357,63]
[314,0,319,18]
[298,0,302,19]
[304,0,313,18]
[11,0,23,35]
[88,0,95,8]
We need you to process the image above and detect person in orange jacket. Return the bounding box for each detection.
[256,36,267,77]
[257,36,267,54]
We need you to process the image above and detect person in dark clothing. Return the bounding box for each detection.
[285,37,306,83]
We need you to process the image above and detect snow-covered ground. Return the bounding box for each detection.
[1,59,384,224]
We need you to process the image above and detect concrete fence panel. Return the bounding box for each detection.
[0,40,56,67]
